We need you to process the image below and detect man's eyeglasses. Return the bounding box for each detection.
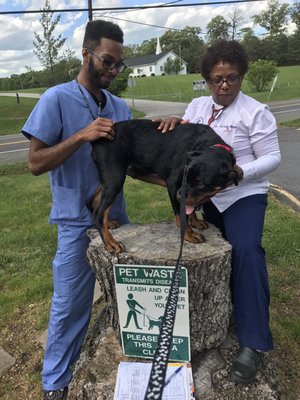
[209,75,241,86]
[85,48,127,73]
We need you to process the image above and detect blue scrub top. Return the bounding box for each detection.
[22,80,132,226]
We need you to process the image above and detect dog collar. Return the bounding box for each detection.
[210,143,236,163]
[210,143,232,153]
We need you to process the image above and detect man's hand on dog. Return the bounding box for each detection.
[155,116,189,133]
[79,117,116,142]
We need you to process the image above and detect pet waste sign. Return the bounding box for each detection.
[193,80,207,92]
[114,264,190,362]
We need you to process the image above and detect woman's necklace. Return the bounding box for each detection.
[76,80,102,120]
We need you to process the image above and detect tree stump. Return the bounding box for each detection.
[86,221,232,354]
[68,222,280,400]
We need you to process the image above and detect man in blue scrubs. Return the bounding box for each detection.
[22,20,131,400]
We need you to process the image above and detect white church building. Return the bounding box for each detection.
[125,37,187,77]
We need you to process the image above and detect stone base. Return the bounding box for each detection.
[68,304,280,400]
[68,222,280,399]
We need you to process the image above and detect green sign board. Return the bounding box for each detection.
[114,264,190,362]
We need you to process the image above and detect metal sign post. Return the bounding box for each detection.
[127,77,136,110]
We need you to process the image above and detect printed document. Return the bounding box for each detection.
[113,361,194,400]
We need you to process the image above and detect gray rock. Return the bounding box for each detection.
[0,347,15,377]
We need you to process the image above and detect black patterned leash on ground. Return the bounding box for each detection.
[144,165,188,400]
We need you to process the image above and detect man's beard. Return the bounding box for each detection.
[88,58,111,89]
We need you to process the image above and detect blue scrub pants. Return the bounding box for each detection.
[42,224,96,391]
[203,194,274,352]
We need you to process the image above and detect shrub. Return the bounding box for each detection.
[246,59,279,92]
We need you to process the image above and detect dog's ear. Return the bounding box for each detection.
[186,150,202,164]
[186,160,206,189]
[228,169,240,186]
[230,152,236,166]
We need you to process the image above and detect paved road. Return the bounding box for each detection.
[1,96,299,208]
[133,98,300,123]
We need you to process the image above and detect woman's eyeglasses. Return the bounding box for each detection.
[209,75,241,86]
[85,48,127,73]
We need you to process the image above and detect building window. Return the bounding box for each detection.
[160,66,164,71]
[150,66,152,72]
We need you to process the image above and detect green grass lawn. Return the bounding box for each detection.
[0,96,144,136]
[123,65,300,103]
[0,65,299,136]
[0,96,38,135]
[0,163,299,398]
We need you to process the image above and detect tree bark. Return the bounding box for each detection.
[86,221,232,354]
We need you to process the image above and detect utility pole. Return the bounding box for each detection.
[88,0,93,21]
[179,45,182,73]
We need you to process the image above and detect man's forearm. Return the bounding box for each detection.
[29,132,85,175]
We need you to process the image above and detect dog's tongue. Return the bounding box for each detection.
[185,205,195,215]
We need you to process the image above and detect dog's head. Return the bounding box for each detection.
[177,145,240,214]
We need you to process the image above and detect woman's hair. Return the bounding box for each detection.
[201,39,249,80]
[83,20,124,50]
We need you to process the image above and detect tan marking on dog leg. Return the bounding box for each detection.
[107,220,120,229]
[184,224,206,243]
[101,207,125,253]
[175,214,181,228]
[175,213,205,243]
[88,185,103,212]
[188,211,208,230]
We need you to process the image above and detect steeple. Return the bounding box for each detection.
[156,36,162,55]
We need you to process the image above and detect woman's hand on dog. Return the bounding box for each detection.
[155,116,189,133]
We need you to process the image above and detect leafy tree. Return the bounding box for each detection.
[163,57,173,75]
[0,77,13,91]
[139,38,157,56]
[252,0,290,36]
[163,57,182,75]
[124,44,142,58]
[241,28,263,61]
[124,26,205,73]
[10,74,22,90]
[24,66,40,88]
[160,26,205,73]
[287,31,300,64]
[33,0,66,83]
[246,59,278,91]
[53,57,81,84]
[109,68,132,97]
[206,16,230,44]
[260,34,289,65]
[290,0,300,31]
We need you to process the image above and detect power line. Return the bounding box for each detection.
[93,15,183,31]
[0,0,266,16]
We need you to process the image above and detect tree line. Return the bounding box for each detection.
[0,0,299,93]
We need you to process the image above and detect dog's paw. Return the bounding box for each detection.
[189,220,209,231]
[184,231,206,244]
[107,220,120,230]
[105,240,125,254]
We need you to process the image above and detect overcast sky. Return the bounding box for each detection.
[0,0,295,78]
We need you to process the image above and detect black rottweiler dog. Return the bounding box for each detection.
[88,119,239,253]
